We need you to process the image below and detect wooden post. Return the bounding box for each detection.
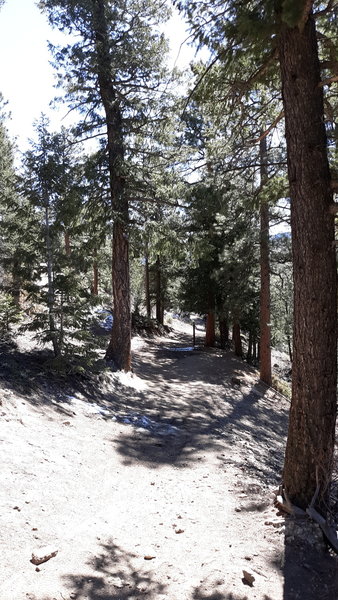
[193,321,196,347]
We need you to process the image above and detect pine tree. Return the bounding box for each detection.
[177,0,338,513]
[38,0,171,370]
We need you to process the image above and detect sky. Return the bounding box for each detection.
[0,0,196,150]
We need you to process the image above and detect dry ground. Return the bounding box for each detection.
[1,321,337,600]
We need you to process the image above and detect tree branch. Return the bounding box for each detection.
[249,111,285,145]
[314,0,337,17]
[319,74,338,87]
[181,50,225,116]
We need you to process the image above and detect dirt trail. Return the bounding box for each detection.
[1,325,337,600]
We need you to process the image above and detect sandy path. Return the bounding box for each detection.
[0,328,337,600]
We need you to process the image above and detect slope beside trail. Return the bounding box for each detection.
[1,323,337,600]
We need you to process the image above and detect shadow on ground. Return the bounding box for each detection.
[1,334,290,485]
[40,540,167,600]
[42,538,274,600]
[281,517,338,600]
[105,341,289,487]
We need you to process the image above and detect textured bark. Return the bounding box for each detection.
[232,321,242,357]
[107,220,131,370]
[92,0,131,370]
[279,14,337,512]
[205,312,216,347]
[259,136,272,386]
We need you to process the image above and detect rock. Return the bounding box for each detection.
[242,570,255,586]
[31,546,58,565]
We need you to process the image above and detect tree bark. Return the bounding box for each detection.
[247,331,253,362]
[92,0,131,370]
[279,13,337,513]
[232,321,242,357]
[45,204,60,358]
[205,311,216,346]
[155,254,163,324]
[144,252,151,318]
[259,135,272,386]
[219,316,229,349]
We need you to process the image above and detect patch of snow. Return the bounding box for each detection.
[131,336,146,351]
[117,412,180,436]
[164,346,195,352]
[113,370,148,391]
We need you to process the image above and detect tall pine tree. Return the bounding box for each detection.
[38,0,171,370]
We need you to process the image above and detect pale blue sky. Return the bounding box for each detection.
[0,0,195,150]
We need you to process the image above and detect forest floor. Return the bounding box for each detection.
[1,318,338,600]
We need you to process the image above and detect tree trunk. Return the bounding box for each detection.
[155,255,163,324]
[45,204,60,358]
[232,321,242,357]
[144,252,151,318]
[205,311,215,347]
[247,331,253,362]
[259,135,272,386]
[279,13,337,513]
[93,0,131,370]
[252,337,257,362]
[219,316,229,349]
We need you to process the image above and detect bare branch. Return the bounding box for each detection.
[249,111,285,145]
[319,74,338,87]
[181,50,225,116]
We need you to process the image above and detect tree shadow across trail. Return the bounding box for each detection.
[281,517,338,600]
[110,340,289,486]
[59,539,167,600]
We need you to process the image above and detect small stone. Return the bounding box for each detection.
[242,570,255,586]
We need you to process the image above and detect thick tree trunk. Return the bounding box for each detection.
[259,135,272,386]
[232,321,242,357]
[93,0,131,370]
[205,311,216,347]
[279,14,337,512]
[144,252,151,318]
[107,220,131,370]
